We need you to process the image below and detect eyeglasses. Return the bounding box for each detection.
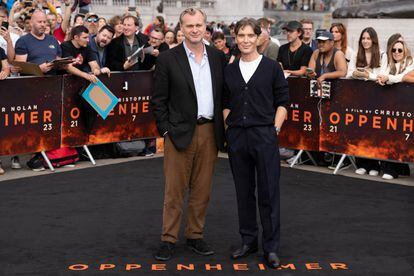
[392,48,403,53]
[87,18,98,23]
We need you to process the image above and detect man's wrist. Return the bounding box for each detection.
[274,126,281,135]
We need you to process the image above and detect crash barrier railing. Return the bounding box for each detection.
[0,73,412,170]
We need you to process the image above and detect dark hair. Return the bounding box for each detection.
[235,17,261,36]
[356,27,380,69]
[0,6,8,15]
[206,25,213,34]
[71,25,89,39]
[330,22,348,55]
[257,17,271,29]
[212,31,225,41]
[164,30,177,43]
[155,15,165,27]
[74,14,84,23]
[122,15,139,26]
[152,27,165,37]
[108,15,122,27]
[98,24,115,36]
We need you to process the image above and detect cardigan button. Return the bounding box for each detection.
[244,86,248,90]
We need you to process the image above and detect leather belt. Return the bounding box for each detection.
[197,117,214,125]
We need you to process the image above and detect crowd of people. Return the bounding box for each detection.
[0,1,413,180]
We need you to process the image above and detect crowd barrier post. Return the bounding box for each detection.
[82,145,96,165]
[40,151,55,171]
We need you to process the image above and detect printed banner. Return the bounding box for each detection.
[61,72,159,147]
[319,80,414,163]
[0,77,62,156]
[278,77,320,151]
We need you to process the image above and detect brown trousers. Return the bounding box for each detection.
[161,123,218,243]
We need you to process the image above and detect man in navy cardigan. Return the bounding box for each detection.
[223,18,289,268]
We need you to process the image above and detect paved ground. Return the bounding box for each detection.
[1,153,413,187]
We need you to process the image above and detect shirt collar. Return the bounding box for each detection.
[183,40,208,59]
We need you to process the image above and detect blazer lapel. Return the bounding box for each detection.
[175,44,197,97]
[206,46,217,101]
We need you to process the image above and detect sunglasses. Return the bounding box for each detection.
[392,48,403,53]
[87,17,98,23]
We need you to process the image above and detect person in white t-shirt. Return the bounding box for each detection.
[223,17,289,269]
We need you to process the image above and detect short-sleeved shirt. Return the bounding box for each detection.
[0,47,6,71]
[15,33,61,65]
[61,40,97,72]
[277,42,313,71]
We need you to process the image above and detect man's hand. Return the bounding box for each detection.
[123,58,135,70]
[12,1,21,11]
[306,70,316,79]
[0,70,8,80]
[100,67,111,77]
[92,68,101,76]
[39,62,53,73]
[83,72,98,83]
[10,66,21,74]
[152,49,160,57]
[0,27,11,43]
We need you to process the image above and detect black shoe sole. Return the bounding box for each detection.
[187,245,214,256]
[263,257,281,268]
[231,247,258,259]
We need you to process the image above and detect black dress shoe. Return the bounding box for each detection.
[154,241,175,261]
[231,244,258,259]
[264,252,280,268]
[186,239,214,256]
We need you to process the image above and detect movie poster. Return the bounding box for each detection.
[0,77,62,156]
[61,72,159,147]
[320,80,414,163]
[278,77,320,151]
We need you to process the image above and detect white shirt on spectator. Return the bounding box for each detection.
[345,47,355,63]
[346,51,387,80]
[381,57,414,84]
[0,32,19,53]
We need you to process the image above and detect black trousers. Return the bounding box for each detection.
[226,126,281,253]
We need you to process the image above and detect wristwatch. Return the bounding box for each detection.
[275,126,281,135]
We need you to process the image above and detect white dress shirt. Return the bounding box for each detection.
[183,41,214,119]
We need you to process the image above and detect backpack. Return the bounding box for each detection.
[113,141,146,158]
[42,147,79,168]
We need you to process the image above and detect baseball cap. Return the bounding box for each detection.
[282,21,303,31]
[316,31,334,41]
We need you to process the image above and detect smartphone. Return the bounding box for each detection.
[306,67,314,74]
[128,6,135,11]
[1,21,9,30]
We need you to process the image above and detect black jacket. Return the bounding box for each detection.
[105,33,148,71]
[150,43,226,151]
